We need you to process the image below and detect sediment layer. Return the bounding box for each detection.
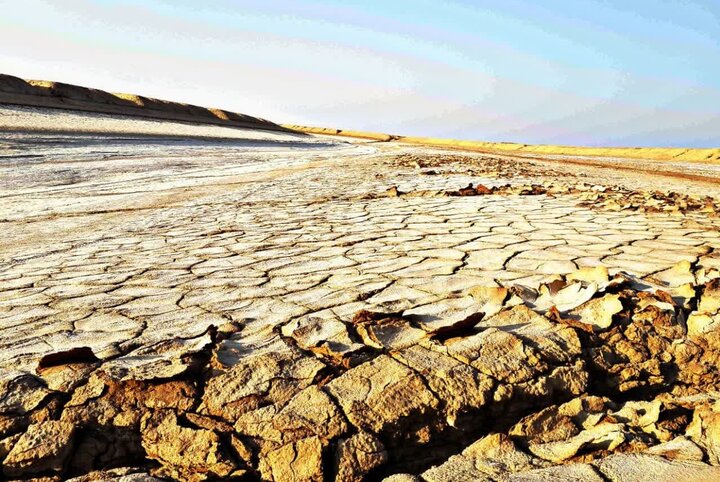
[282,124,720,164]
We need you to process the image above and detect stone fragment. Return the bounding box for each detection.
[61,373,196,429]
[0,432,21,460]
[613,399,662,431]
[687,313,719,338]
[528,422,627,463]
[386,186,401,197]
[3,421,76,478]
[334,431,388,482]
[234,385,347,455]
[421,455,493,482]
[392,345,494,426]
[0,372,52,419]
[351,310,427,350]
[508,463,605,482]
[444,327,547,383]
[202,340,325,421]
[403,296,486,335]
[37,362,97,393]
[423,433,542,481]
[670,283,696,309]
[566,265,609,286]
[686,402,720,465]
[101,330,214,381]
[482,305,582,364]
[65,468,166,481]
[467,285,508,318]
[645,436,705,461]
[651,260,696,287]
[365,283,438,312]
[569,293,623,331]
[510,408,580,446]
[698,279,720,313]
[382,476,421,482]
[594,453,720,482]
[141,411,236,481]
[324,355,440,440]
[534,281,599,313]
[282,312,366,366]
[264,436,324,482]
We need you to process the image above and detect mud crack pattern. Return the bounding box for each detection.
[2,122,720,481]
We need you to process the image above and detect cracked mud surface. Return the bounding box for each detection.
[2,108,720,481]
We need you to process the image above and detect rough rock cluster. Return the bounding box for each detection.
[386,180,720,218]
[2,259,720,481]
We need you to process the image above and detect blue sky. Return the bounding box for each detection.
[1,0,719,146]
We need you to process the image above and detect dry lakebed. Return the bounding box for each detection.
[1,104,720,481]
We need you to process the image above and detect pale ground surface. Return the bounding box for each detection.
[1,107,720,481]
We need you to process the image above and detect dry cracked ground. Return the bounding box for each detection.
[2,106,720,482]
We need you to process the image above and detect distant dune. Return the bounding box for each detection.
[0,74,291,133]
[283,125,720,164]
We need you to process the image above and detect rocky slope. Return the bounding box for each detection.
[2,262,720,481]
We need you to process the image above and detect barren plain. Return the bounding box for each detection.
[2,104,720,482]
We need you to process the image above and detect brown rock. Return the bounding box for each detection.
[335,431,388,482]
[686,402,720,465]
[403,296,486,337]
[3,421,76,478]
[386,186,401,197]
[0,432,22,460]
[352,310,427,350]
[444,327,547,384]
[0,373,53,420]
[566,266,610,286]
[510,406,580,446]
[645,436,705,461]
[324,355,440,440]
[475,184,493,195]
[62,374,197,428]
[282,313,366,367]
[36,362,97,393]
[65,468,166,481]
[264,436,324,482]
[234,385,348,456]
[141,410,236,481]
[391,345,493,426]
[202,344,325,421]
[569,294,623,332]
[467,286,509,319]
[594,453,720,482]
[527,421,627,463]
[508,463,605,482]
[423,433,543,481]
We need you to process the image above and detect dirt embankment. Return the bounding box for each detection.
[283,124,720,164]
[0,74,293,133]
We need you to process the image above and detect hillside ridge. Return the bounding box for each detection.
[0,73,292,133]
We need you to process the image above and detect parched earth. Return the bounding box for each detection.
[2,109,720,481]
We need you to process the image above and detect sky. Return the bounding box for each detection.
[1,0,719,147]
